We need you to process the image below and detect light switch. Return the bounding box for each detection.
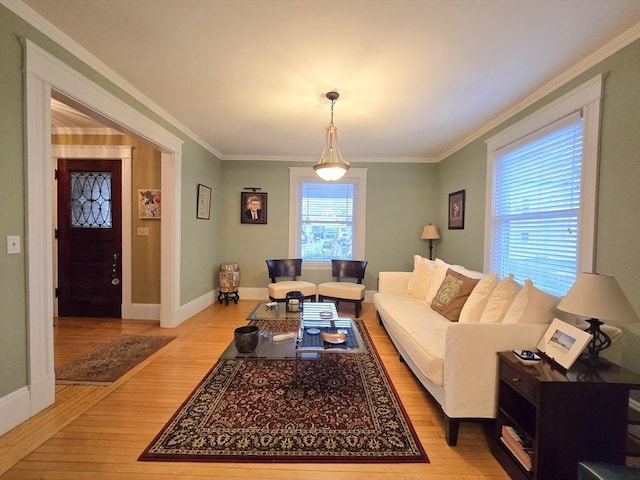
[7,235,21,254]
[137,227,149,236]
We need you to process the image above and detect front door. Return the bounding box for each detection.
[57,158,122,317]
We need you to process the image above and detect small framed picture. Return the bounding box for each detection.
[448,189,465,229]
[536,318,592,370]
[241,192,267,224]
[138,189,161,219]
[196,184,212,220]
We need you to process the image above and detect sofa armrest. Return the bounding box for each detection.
[441,322,548,419]
[377,271,411,294]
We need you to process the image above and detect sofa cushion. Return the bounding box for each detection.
[431,269,480,321]
[479,274,521,323]
[459,273,499,323]
[503,279,560,324]
[425,258,457,304]
[373,292,450,385]
[406,255,434,300]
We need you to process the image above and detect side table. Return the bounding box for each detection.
[491,351,640,480]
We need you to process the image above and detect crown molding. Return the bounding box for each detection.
[437,21,640,162]
[2,0,222,158]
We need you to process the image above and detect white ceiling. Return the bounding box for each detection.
[19,0,640,162]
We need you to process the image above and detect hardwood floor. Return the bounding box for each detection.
[0,301,509,479]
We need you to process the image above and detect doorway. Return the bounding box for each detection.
[57,158,123,318]
[22,40,183,423]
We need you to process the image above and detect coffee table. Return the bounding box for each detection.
[219,302,366,360]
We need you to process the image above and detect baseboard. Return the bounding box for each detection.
[127,303,161,320]
[235,287,375,302]
[176,290,215,324]
[165,288,375,328]
[0,387,30,436]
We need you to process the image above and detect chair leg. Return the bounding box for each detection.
[355,301,361,318]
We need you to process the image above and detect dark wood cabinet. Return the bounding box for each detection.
[491,351,640,480]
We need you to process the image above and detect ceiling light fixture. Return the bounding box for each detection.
[313,91,350,182]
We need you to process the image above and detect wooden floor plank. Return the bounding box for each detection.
[0,301,508,479]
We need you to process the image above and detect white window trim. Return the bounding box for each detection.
[289,167,367,270]
[484,75,603,276]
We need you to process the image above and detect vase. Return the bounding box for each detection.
[234,325,259,353]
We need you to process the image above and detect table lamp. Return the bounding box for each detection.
[557,272,638,367]
[421,224,441,260]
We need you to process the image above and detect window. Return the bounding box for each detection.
[485,76,602,296]
[289,168,367,267]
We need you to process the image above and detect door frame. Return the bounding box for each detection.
[25,40,184,417]
[52,146,133,318]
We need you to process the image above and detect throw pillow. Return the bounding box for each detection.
[459,273,499,323]
[406,255,435,300]
[424,258,453,304]
[503,279,560,324]
[430,269,480,322]
[479,274,521,323]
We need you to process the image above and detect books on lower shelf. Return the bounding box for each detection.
[500,425,534,471]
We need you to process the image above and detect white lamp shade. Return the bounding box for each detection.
[421,224,441,240]
[557,272,638,323]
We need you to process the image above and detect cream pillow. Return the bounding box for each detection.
[503,279,560,324]
[406,255,435,300]
[424,258,452,304]
[479,274,521,323]
[459,273,498,323]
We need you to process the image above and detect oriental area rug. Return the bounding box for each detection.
[56,335,176,385]
[139,320,428,463]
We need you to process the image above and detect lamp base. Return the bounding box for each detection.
[578,353,612,369]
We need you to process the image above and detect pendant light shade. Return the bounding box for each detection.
[314,91,350,181]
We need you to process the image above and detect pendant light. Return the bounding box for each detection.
[313,91,350,181]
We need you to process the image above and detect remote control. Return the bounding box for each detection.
[273,332,296,342]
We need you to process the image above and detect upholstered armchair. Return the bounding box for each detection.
[266,259,317,302]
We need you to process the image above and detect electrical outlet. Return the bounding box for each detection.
[7,235,21,254]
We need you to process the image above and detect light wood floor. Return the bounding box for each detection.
[0,301,509,479]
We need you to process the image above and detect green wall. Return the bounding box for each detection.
[220,161,438,290]
[1,0,639,404]
[433,39,640,373]
[0,5,221,397]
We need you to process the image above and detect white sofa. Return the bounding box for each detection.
[373,257,557,446]
[374,257,623,446]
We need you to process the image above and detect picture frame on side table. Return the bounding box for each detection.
[448,189,465,229]
[536,318,592,370]
[241,192,268,224]
[196,184,212,220]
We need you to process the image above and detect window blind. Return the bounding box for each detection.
[298,182,355,261]
[490,112,583,296]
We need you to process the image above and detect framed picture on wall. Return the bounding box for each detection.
[138,189,161,219]
[448,189,465,229]
[196,184,212,220]
[241,192,267,224]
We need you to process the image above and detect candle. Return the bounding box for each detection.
[289,299,299,312]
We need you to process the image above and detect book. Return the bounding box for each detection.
[500,436,532,471]
[501,425,533,471]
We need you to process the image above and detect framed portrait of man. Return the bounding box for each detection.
[241,192,267,224]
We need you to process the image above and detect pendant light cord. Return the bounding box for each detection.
[329,98,335,126]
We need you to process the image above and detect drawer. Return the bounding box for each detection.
[500,360,538,404]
